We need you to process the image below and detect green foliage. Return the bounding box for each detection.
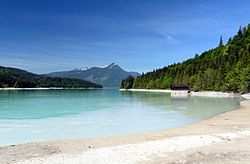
[120,75,134,89]
[162,74,172,89]
[0,67,103,88]
[121,24,250,93]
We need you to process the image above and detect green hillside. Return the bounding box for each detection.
[0,66,102,88]
[121,24,250,93]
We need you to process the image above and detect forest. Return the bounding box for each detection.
[0,66,102,88]
[121,24,250,93]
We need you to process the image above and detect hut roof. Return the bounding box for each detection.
[170,84,189,90]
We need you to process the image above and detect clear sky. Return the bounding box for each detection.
[0,0,249,74]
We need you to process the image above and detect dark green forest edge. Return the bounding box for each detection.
[0,67,102,88]
[121,24,250,93]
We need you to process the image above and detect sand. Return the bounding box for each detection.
[189,91,240,97]
[0,88,101,90]
[119,89,172,93]
[13,131,250,164]
[120,89,241,98]
[242,93,250,99]
[1,99,250,164]
[0,88,63,90]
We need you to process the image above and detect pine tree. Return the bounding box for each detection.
[238,26,243,36]
[219,36,223,47]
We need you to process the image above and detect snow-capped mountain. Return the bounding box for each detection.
[74,67,89,71]
[46,63,140,87]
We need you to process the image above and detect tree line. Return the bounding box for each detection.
[121,24,250,93]
[0,66,103,88]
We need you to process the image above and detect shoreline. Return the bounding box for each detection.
[1,99,250,163]
[0,88,246,99]
[242,93,250,99]
[119,88,243,98]
[119,88,172,93]
[0,87,102,90]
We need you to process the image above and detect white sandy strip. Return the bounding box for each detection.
[0,88,100,90]
[119,89,172,93]
[15,130,250,164]
[242,93,250,99]
[119,89,239,98]
[190,91,238,98]
[0,88,63,90]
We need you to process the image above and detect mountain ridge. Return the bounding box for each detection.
[46,63,140,87]
[0,66,102,88]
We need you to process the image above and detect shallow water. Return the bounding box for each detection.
[0,89,241,146]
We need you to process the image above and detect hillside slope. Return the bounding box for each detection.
[121,24,250,93]
[0,66,102,88]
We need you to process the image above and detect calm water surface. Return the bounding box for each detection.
[0,89,241,146]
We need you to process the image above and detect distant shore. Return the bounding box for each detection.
[1,99,250,163]
[119,88,243,98]
[0,87,102,90]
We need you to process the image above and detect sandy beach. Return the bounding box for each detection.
[0,95,249,163]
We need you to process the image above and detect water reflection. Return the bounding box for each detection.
[120,91,241,120]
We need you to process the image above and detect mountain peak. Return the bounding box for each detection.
[106,63,121,69]
[47,63,140,87]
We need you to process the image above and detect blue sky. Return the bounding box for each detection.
[0,0,249,74]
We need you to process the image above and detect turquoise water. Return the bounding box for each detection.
[0,89,241,146]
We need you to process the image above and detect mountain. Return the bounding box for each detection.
[0,66,102,88]
[121,24,250,93]
[46,63,140,87]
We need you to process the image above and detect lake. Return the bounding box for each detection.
[0,89,241,146]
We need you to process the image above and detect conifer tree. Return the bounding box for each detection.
[219,36,223,47]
